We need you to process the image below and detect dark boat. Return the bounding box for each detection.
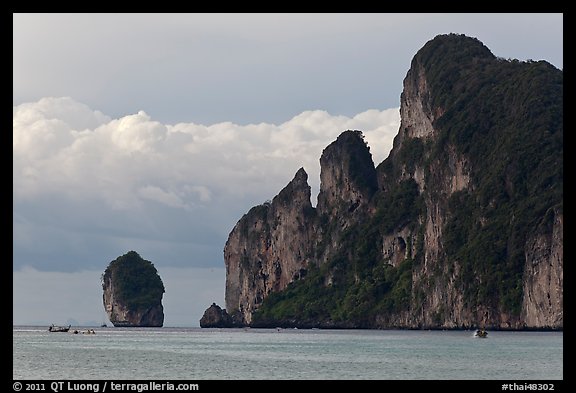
[48,324,71,332]
[475,329,488,338]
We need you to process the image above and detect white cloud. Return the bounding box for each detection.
[189,185,212,203]
[138,185,187,209]
[108,111,167,153]
[14,97,399,204]
[13,97,400,272]
[13,96,110,132]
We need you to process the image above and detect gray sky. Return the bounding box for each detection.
[13,13,563,326]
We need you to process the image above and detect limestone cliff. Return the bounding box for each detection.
[222,34,563,330]
[224,168,315,325]
[102,251,165,327]
[316,131,378,264]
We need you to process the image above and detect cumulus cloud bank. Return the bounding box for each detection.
[13,97,400,272]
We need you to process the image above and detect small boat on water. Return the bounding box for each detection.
[475,328,488,338]
[48,324,71,332]
[70,328,96,334]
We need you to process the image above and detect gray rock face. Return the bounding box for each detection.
[315,130,378,264]
[521,208,563,328]
[317,130,378,219]
[102,277,165,327]
[224,168,316,325]
[200,303,233,328]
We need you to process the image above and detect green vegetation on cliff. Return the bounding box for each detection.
[244,34,562,328]
[102,251,165,311]
[417,34,563,314]
[254,257,415,328]
[254,184,422,327]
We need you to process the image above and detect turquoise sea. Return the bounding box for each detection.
[13,326,562,380]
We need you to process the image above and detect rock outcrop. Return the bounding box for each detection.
[316,131,378,264]
[102,251,165,327]
[200,303,234,328]
[220,34,563,330]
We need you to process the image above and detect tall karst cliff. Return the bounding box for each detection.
[224,168,316,325]
[222,34,563,329]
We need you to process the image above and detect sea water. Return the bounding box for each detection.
[13,326,562,380]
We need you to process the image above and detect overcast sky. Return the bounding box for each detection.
[13,13,563,326]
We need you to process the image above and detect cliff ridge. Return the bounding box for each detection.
[214,34,563,330]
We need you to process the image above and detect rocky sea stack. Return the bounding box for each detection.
[211,34,562,330]
[102,251,165,327]
[199,303,234,328]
